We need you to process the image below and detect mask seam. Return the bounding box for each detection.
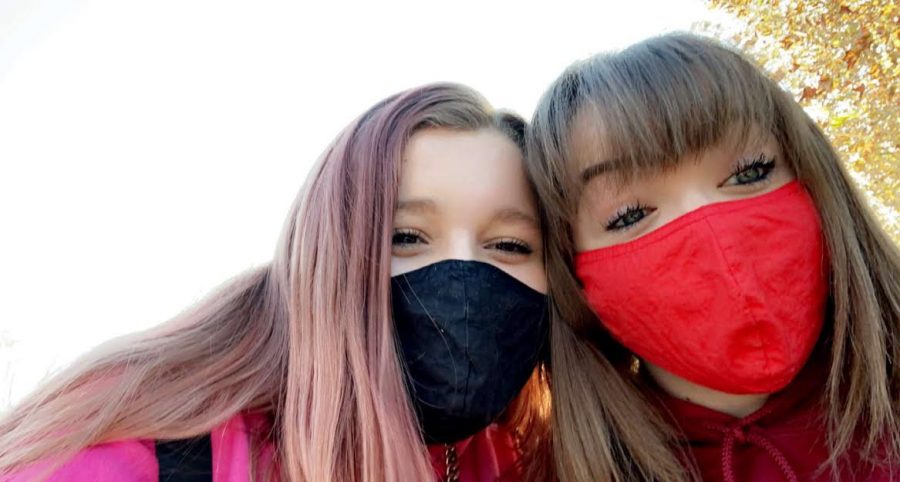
[704,217,773,381]
[400,274,459,392]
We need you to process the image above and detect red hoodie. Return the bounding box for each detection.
[428,424,520,482]
[656,362,897,482]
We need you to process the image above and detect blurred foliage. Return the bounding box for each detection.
[697,0,899,242]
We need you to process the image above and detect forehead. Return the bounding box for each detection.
[568,106,778,184]
[400,128,536,213]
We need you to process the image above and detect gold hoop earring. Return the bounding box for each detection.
[629,355,641,376]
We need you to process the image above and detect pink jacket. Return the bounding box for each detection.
[1,412,519,481]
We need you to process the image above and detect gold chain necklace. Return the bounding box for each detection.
[443,444,460,482]
[442,429,523,482]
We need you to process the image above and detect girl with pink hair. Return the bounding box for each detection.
[0,83,550,482]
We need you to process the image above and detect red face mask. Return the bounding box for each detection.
[575,181,829,394]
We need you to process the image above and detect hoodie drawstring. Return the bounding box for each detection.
[705,407,800,482]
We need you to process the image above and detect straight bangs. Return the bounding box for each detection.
[529,32,900,479]
[540,34,785,198]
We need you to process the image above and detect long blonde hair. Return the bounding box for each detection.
[526,33,900,480]
[0,83,549,482]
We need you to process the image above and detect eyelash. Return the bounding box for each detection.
[606,203,655,232]
[487,238,533,255]
[604,154,777,232]
[391,229,426,248]
[391,230,533,255]
[724,154,776,187]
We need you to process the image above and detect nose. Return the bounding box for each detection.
[676,188,719,216]
[445,229,478,261]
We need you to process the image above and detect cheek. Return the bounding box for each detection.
[775,165,797,184]
[573,181,622,252]
[504,260,548,295]
[572,205,605,253]
[753,164,796,197]
[391,256,433,276]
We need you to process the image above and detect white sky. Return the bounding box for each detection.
[0,0,727,406]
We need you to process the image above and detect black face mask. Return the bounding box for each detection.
[391,259,548,444]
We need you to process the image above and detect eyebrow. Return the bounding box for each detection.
[396,198,437,214]
[490,208,540,229]
[580,158,626,184]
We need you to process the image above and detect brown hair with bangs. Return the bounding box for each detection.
[526,33,900,480]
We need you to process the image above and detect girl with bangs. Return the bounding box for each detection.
[526,34,900,481]
[0,83,552,482]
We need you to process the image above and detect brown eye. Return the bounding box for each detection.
[488,238,533,255]
[391,229,427,248]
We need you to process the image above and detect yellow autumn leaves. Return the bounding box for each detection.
[701,0,899,242]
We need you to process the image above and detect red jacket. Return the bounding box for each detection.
[657,363,897,482]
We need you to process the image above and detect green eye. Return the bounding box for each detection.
[726,155,776,186]
[606,204,653,231]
